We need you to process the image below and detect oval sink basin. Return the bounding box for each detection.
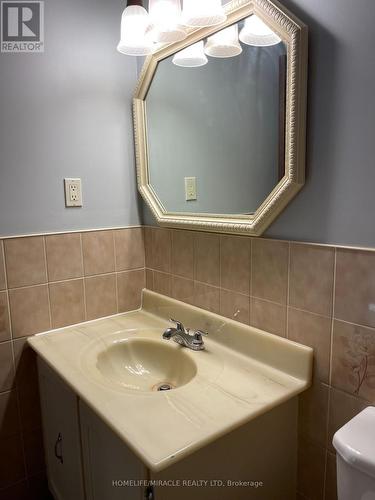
[96,338,197,392]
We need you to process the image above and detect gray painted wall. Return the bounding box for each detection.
[143,0,375,248]
[0,0,141,237]
[146,42,285,214]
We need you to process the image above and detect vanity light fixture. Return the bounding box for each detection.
[172,41,208,67]
[148,0,187,43]
[239,14,281,47]
[117,0,153,56]
[204,24,242,58]
[182,0,227,28]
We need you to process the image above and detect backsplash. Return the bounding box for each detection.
[144,226,375,500]
[0,227,145,498]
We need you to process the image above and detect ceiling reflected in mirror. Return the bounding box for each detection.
[145,15,287,215]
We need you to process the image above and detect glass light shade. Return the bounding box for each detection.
[149,0,187,43]
[205,25,242,58]
[117,5,153,56]
[182,0,227,28]
[239,15,281,47]
[172,41,208,67]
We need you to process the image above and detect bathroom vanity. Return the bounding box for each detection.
[29,290,313,500]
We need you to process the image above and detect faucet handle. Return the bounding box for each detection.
[169,318,185,332]
[194,330,208,342]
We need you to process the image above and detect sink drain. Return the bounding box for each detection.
[158,384,172,391]
[153,382,174,392]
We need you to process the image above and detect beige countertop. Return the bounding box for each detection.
[28,290,313,472]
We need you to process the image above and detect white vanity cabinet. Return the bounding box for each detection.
[79,401,147,500]
[38,359,148,500]
[38,356,298,500]
[38,359,85,500]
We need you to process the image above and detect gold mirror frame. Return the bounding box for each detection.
[133,0,308,236]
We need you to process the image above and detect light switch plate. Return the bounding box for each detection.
[64,178,83,207]
[185,177,197,201]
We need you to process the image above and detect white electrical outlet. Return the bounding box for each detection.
[185,177,197,201]
[64,178,83,207]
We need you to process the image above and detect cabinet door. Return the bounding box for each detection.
[38,359,85,500]
[79,401,147,500]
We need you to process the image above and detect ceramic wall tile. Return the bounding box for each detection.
[82,231,115,276]
[45,233,83,282]
[194,233,220,287]
[252,239,289,304]
[9,285,50,339]
[289,244,334,316]
[220,235,250,295]
[115,228,145,271]
[172,230,194,279]
[335,248,375,328]
[251,298,286,337]
[5,237,47,289]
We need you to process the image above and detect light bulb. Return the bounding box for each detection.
[205,25,242,58]
[182,0,227,28]
[239,15,281,47]
[117,4,153,56]
[172,41,208,67]
[149,0,187,43]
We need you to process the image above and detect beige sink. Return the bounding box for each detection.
[28,290,313,472]
[95,337,197,392]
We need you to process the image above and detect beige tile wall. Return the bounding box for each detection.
[0,227,145,498]
[144,226,375,500]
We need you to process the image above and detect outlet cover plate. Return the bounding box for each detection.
[184,177,197,201]
[64,178,83,207]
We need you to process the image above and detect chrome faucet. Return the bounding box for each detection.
[163,319,207,351]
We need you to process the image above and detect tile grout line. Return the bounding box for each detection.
[329,248,337,386]
[44,235,51,283]
[5,288,13,342]
[286,241,291,339]
[1,240,16,346]
[80,233,88,321]
[2,239,10,293]
[219,235,222,314]
[112,230,119,313]
[192,231,197,301]
[1,240,7,289]
[219,235,222,291]
[324,247,338,461]
[327,384,371,405]
[43,237,53,331]
[170,229,174,297]
[2,267,148,292]
[285,303,332,321]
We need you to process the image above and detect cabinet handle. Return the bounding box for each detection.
[144,486,154,500]
[54,432,63,464]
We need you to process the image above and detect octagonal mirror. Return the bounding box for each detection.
[133,0,308,236]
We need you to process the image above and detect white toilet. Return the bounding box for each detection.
[333,406,375,500]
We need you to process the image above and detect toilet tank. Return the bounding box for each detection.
[333,406,375,500]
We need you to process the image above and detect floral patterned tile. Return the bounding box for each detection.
[331,319,375,402]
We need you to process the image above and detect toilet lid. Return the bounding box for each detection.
[333,406,375,480]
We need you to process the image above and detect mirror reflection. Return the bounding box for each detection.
[145,15,287,215]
